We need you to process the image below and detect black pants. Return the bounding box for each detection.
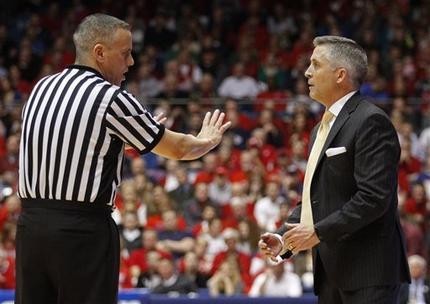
[15,199,119,304]
[317,257,401,304]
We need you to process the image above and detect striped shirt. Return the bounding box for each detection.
[18,65,165,205]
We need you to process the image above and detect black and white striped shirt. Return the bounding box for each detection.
[18,65,164,205]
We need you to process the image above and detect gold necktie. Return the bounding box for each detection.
[300,110,334,226]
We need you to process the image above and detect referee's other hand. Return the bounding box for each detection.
[197,109,231,147]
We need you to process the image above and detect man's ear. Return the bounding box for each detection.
[93,43,105,63]
[336,68,347,84]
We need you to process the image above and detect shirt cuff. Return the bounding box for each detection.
[267,255,284,265]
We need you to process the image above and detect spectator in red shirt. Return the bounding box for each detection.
[0,194,21,231]
[128,229,172,274]
[399,138,422,193]
[0,134,19,176]
[0,247,15,289]
[193,152,218,184]
[403,182,429,232]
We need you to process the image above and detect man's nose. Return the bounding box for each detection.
[304,67,312,78]
[129,55,135,67]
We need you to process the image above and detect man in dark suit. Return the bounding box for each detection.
[259,35,410,303]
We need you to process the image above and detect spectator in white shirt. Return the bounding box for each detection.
[218,62,265,99]
[399,255,429,304]
[249,260,303,297]
[254,181,285,232]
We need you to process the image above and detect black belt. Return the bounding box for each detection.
[21,198,113,214]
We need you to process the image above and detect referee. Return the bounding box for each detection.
[16,14,230,304]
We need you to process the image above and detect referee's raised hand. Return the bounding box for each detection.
[197,109,231,148]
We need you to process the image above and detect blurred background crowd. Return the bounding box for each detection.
[0,0,429,299]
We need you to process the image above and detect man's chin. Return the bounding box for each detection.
[114,78,125,86]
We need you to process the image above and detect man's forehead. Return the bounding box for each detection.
[311,46,329,61]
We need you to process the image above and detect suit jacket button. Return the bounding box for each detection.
[312,200,318,204]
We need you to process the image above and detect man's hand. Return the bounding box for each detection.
[258,233,283,262]
[282,223,320,254]
[196,109,231,148]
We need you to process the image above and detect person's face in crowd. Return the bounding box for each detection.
[202,205,216,221]
[131,157,146,176]
[291,140,305,158]
[279,203,290,220]
[209,218,223,236]
[293,113,307,131]
[138,63,152,79]
[409,260,425,279]
[147,251,161,270]
[99,28,134,86]
[143,230,157,249]
[200,73,214,93]
[162,210,178,230]
[232,63,245,77]
[6,134,19,154]
[411,183,426,203]
[195,182,209,202]
[203,153,217,172]
[271,262,285,278]
[218,144,232,164]
[134,174,149,193]
[123,212,138,230]
[231,197,247,218]
[166,159,179,173]
[214,171,227,186]
[158,259,175,280]
[226,110,239,127]
[175,167,188,184]
[162,74,178,93]
[305,45,339,106]
[121,182,137,203]
[237,220,249,239]
[224,236,237,251]
[240,151,253,171]
[5,195,21,213]
[266,181,280,200]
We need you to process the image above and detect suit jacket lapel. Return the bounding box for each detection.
[313,92,364,170]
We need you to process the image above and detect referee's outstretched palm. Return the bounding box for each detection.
[197,109,232,149]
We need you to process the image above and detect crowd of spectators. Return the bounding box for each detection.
[0,0,429,297]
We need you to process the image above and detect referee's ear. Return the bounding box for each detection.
[94,44,106,63]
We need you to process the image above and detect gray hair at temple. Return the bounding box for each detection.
[73,14,130,59]
[313,35,368,88]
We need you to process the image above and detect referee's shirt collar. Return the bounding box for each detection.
[68,64,105,80]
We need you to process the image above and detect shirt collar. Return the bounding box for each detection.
[327,90,357,117]
[68,64,105,80]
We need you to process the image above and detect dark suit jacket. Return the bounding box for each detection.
[279,93,411,293]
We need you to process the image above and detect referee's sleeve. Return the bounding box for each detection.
[105,90,165,154]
